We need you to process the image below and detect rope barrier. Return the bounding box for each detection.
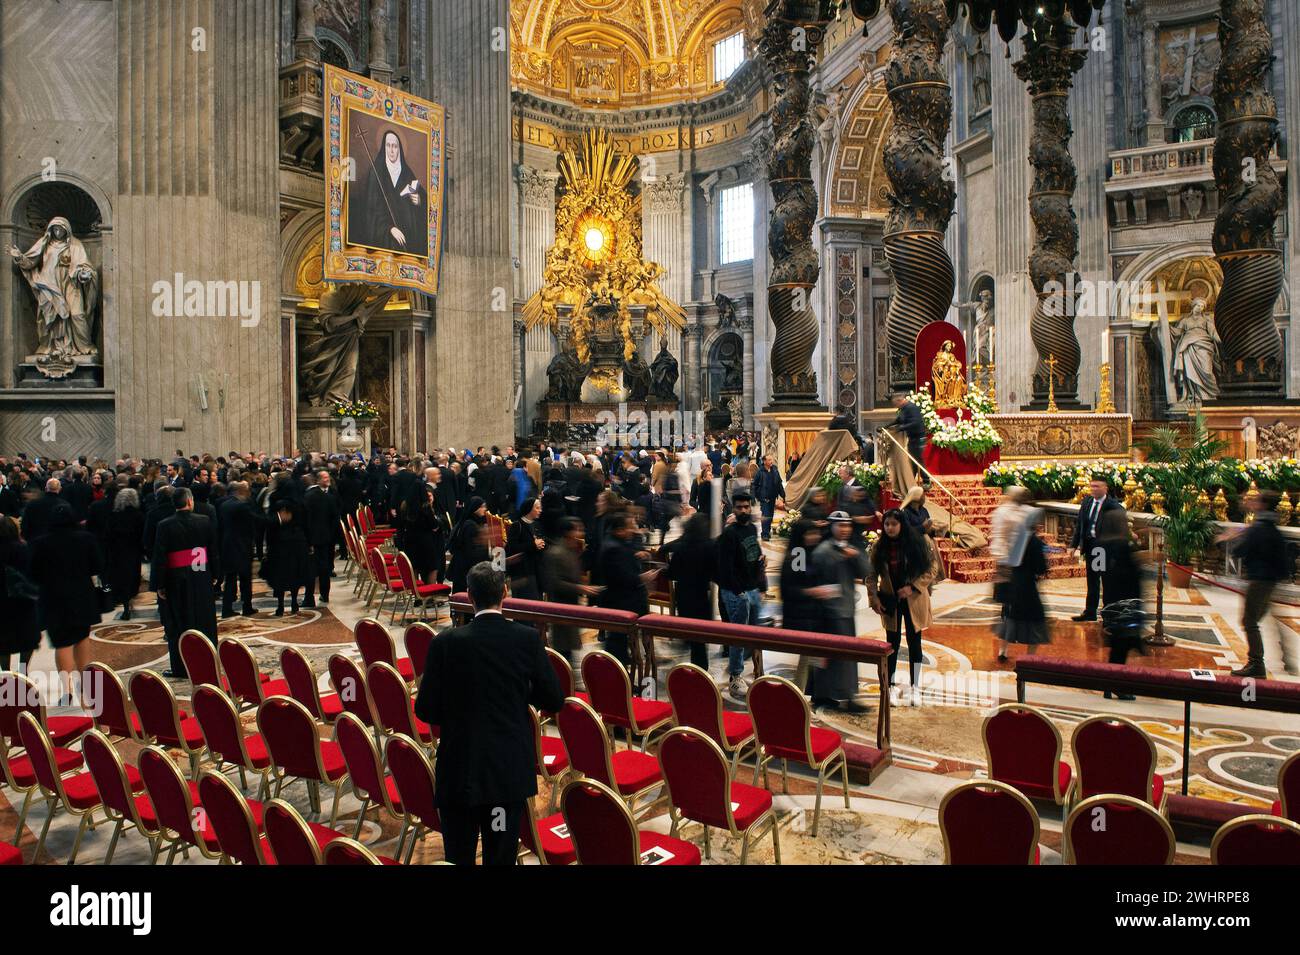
[1166,561,1300,609]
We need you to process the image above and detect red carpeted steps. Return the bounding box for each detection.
[928,476,1085,584]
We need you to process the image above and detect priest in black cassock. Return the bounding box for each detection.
[151,486,220,678]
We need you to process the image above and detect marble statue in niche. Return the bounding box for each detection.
[1170,297,1221,405]
[973,287,995,364]
[715,292,738,329]
[298,284,395,406]
[622,351,653,402]
[650,341,680,400]
[545,345,587,402]
[9,216,99,373]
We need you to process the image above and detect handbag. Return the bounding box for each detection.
[97,577,116,613]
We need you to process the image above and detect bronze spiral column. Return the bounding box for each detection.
[759,2,837,409]
[1014,11,1088,408]
[1212,0,1284,398]
[880,0,955,393]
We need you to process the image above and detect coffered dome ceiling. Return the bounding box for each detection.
[510,0,755,108]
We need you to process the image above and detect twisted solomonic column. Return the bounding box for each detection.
[759,3,837,408]
[880,0,956,392]
[1014,10,1088,408]
[1212,0,1285,398]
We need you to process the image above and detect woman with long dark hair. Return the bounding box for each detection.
[866,508,939,707]
[447,496,490,594]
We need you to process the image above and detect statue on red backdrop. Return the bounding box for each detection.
[931,339,966,408]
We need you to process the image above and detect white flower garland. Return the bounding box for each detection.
[908,384,1002,456]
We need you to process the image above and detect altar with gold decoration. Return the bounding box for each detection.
[909,322,1001,475]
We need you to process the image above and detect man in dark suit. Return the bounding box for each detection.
[151,487,220,677]
[1070,477,1121,621]
[414,562,563,865]
[142,483,176,558]
[303,470,341,607]
[218,481,258,617]
[888,390,927,475]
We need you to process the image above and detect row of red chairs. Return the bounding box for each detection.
[339,510,451,625]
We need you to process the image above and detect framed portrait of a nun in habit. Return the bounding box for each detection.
[324,65,445,294]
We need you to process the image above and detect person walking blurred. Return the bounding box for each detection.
[1220,490,1293,677]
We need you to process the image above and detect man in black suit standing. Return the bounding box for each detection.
[303,470,341,607]
[888,389,927,476]
[414,562,563,865]
[218,481,258,618]
[151,487,220,678]
[1070,477,1120,622]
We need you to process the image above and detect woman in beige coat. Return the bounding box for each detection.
[866,508,941,707]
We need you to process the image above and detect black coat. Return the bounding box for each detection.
[1070,495,1121,549]
[217,497,258,574]
[1004,536,1048,622]
[262,494,312,591]
[0,486,19,517]
[780,555,825,633]
[150,510,220,641]
[0,538,40,655]
[105,507,146,597]
[142,500,176,558]
[447,516,489,594]
[595,536,649,615]
[19,493,62,542]
[414,612,563,808]
[665,536,716,619]
[304,485,341,548]
[30,524,104,639]
[505,518,544,596]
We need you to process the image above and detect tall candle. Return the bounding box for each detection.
[1102,327,1110,364]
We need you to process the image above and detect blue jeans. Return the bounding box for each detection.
[722,588,762,677]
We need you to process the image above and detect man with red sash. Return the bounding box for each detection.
[151,486,220,678]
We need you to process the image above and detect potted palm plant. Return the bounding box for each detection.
[1140,415,1228,587]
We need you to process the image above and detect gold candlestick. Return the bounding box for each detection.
[1044,354,1059,414]
[987,362,998,411]
[1096,362,1116,413]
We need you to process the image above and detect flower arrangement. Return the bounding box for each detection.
[816,460,887,502]
[772,509,802,540]
[332,399,379,420]
[909,384,1002,458]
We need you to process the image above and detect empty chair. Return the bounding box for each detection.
[327,654,376,728]
[366,661,437,746]
[747,676,849,836]
[365,549,406,616]
[543,647,587,720]
[129,670,207,778]
[256,697,349,829]
[0,671,93,748]
[1274,751,1299,822]
[262,798,349,865]
[384,733,443,864]
[667,663,756,776]
[518,798,577,866]
[1212,814,1300,865]
[355,617,415,682]
[334,712,405,841]
[323,836,399,865]
[403,623,437,681]
[581,649,673,752]
[939,779,1041,865]
[531,706,571,813]
[218,638,291,710]
[1064,794,1176,865]
[982,703,1073,806]
[660,727,779,864]
[560,778,700,866]
[197,770,269,865]
[1071,715,1165,810]
[84,664,143,742]
[17,712,141,864]
[556,697,663,815]
[81,731,160,864]
[190,686,273,799]
[280,646,344,724]
[137,744,229,863]
[0,723,83,847]
[392,552,451,624]
[179,630,225,691]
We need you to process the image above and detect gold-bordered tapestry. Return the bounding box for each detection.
[324,64,445,294]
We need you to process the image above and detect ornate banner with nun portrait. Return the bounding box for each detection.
[324,64,445,294]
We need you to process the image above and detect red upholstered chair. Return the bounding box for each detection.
[198,770,270,865]
[393,551,451,624]
[365,549,406,616]
[191,686,273,799]
[0,671,93,748]
[366,661,437,748]
[323,835,399,865]
[334,712,405,841]
[85,664,143,742]
[355,617,415,682]
[1071,714,1165,810]
[280,647,344,724]
[982,703,1073,806]
[81,730,160,864]
[261,798,350,865]
[217,638,291,710]
[581,649,673,752]
[1211,814,1300,865]
[556,697,664,816]
[137,744,229,863]
[327,654,376,729]
[667,663,756,776]
[129,670,207,778]
[519,798,577,866]
[560,777,701,866]
[543,648,587,721]
[384,733,443,864]
[746,675,849,837]
[404,623,437,682]
[360,505,396,537]
[16,713,141,864]
[0,844,20,865]
[660,726,779,864]
[1274,751,1299,822]
[1064,794,1176,865]
[179,630,225,691]
[256,697,349,829]
[530,706,571,813]
[939,779,1041,865]
[0,721,83,847]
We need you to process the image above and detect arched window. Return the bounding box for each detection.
[1172,105,1215,143]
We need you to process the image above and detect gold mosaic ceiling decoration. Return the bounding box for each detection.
[510,0,749,108]
[522,128,685,366]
